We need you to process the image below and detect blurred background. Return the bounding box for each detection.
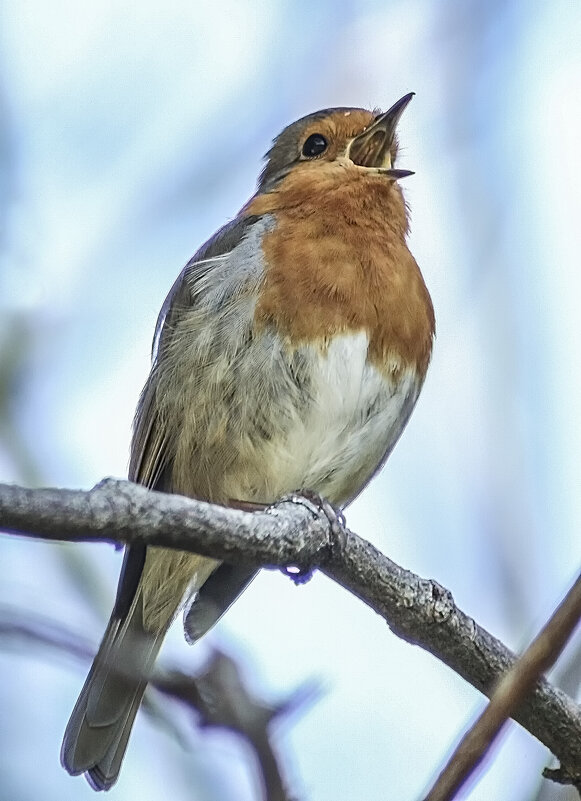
[0,0,579,799]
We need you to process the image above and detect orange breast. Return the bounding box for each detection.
[244,165,435,378]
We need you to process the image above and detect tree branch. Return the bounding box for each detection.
[1,478,580,780]
[423,573,581,800]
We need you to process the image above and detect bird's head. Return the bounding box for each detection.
[258,93,415,193]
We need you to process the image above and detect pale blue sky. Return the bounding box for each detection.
[0,2,579,800]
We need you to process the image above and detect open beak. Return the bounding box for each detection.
[348,92,415,179]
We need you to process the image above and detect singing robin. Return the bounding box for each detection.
[61,93,434,790]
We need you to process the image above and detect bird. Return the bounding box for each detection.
[61,93,435,790]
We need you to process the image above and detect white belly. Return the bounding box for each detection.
[222,332,422,507]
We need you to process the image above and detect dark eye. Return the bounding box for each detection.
[302,133,328,158]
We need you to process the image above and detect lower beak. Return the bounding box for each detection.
[348,92,415,179]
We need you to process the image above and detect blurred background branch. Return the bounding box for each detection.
[0,604,318,801]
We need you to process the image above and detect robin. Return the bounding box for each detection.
[61,93,435,790]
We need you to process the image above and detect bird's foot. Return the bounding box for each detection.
[276,489,347,584]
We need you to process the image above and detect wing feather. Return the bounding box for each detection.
[117,213,262,617]
[129,214,261,491]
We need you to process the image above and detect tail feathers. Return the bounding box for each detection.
[61,610,163,791]
[184,563,258,643]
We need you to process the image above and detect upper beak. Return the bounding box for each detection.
[348,92,415,179]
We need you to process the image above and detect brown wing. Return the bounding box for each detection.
[129,212,261,489]
[114,213,261,618]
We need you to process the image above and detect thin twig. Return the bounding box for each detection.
[424,573,581,801]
